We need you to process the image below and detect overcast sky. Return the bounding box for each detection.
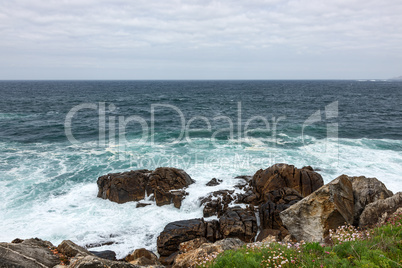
[0,0,401,80]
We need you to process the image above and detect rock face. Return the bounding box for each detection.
[359,192,402,227]
[259,187,303,234]
[219,207,258,243]
[0,238,60,268]
[97,167,194,207]
[200,190,235,217]
[252,163,324,203]
[280,175,354,242]
[157,219,206,258]
[349,175,393,225]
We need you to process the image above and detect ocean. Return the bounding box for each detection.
[0,80,401,258]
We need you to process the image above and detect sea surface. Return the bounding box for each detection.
[0,80,401,258]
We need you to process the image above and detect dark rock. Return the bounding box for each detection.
[259,187,303,231]
[157,219,206,257]
[256,229,282,242]
[252,163,324,203]
[97,167,194,206]
[136,202,151,208]
[97,169,151,204]
[11,238,24,244]
[58,240,95,258]
[280,175,354,242]
[206,178,222,186]
[359,192,402,228]
[219,206,258,242]
[0,238,59,268]
[85,241,115,249]
[349,175,393,225]
[159,251,179,266]
[200,190,235,217]
[171,190,187,209]
[205,220,222,242]
[89,250,116,261]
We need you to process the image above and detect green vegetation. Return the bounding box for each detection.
[196,211,402,267]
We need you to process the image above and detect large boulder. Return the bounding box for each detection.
[97,167,194,206]
[280,175,354,242]
[219,207,258,243]
[0,238,60,268]
[125,248,160,266]
[58,240,95,258]
[157,219,206,258]
[252,164,324,203]
[359,192,402,228]
[349,175,393,225]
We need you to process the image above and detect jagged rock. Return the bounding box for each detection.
[349,175,393,225]
[359,192,402,227]
[97,169,151,204]
[205,220,222,242]
[259,187,303,232]
[125,248,158,262]
[256,229,282,242]
[171,190,187,209]
[11,238,24,244]
[173,238,243,268]
[89,250,116,261]
[206,178,222,186]
[219,206,258,242]
[0,238,60,268]
[157,219,206,257]
[179,237,208,253]
[252,163,324,203]
[58,240,94,258]
[159,251,179,266]
[68,255,139,268]
[97,167,194,206]
[200,190,235,217]
[280,175,354,242]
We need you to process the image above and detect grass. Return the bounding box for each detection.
[195,210,402,267]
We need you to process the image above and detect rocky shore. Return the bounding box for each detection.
[1,164,401,268]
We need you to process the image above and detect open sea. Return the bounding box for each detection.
[0,80,401,258]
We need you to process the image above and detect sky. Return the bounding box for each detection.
[0,0,401,80]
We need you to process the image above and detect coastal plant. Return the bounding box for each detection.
[200,210,402,267]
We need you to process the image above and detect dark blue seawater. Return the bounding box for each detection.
[0,80,401,257]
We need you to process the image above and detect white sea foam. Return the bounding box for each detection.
[0,136,401,258]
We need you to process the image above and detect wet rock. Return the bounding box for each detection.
[157,219,206,257]
[97,169,151,204]
[136,202,152,208]
[252,163,324,203]
[359,192,402,228]
[58,240,94,258]
[159,251,179,266]
[97,167,194,206]
[200,190,235,217]
[280,175,354,242]
[349,175,393,225]
[171,190,187,209]
[89,250,116,261]
[206,178,222,186]
[0,238,59,268]
[219,206,258,242]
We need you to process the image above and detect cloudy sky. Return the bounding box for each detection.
[0,0,401,79]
